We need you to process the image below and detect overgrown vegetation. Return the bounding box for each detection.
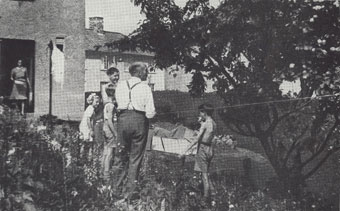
[0,107,338,210]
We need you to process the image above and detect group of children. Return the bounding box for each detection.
[79,67,119,181]
[78,66,218,203]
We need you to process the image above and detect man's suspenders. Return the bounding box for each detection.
[126,81,141,110]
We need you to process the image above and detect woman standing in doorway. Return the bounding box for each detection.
[10,59,30,115]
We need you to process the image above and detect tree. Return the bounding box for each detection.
[112,0,340,196]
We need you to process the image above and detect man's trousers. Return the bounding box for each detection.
[112,110,149,199]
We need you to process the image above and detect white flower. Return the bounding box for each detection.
[289,63,295,68]
[71,190,78,196]
[37,125,47,132]
[331,47,340,52]
[313,5,324,10]
[310,18,314,22]
[51,139,61,151]
[8,148,16,156]
[312,204,316,208]
[229,204,235,208]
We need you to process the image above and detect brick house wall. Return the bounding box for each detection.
[0,0,86,120]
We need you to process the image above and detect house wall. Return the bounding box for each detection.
[0,0,86,120]
[85,51,165,92]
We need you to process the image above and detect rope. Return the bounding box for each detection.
[155,93,340,115]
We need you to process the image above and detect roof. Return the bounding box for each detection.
[85,29,125,52]
[85,29,154,56]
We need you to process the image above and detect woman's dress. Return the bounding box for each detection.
[10,67,28,100]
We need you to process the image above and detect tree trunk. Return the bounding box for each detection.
[258,136,305,198]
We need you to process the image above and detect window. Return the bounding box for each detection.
[102,56,109,70]
[148,64,156,74]
[112,56,116,67]
[56,37,64,52]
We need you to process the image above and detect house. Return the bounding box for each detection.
[84,17,215,103]
[0,0,86,120]
[84,18,215,95]
[0,0,214,121]
[0,1,161,120]
[84,17,165,99]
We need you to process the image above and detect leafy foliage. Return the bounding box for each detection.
[112,0,340,195]
[0,107,338,210]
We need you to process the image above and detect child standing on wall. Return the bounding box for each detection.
[190,103,217,203]
[79,93,100,159]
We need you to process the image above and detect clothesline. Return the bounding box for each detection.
[155,93,340,115]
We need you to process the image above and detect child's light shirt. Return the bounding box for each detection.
[79,105,94,140]
[103,102,115,139]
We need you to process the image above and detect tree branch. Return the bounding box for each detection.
[303,148,339,180]
[223,115,255,136]
[299,118,339,169]
[207,55,238,87]
[266,100,312,135]
[283,126,309,166]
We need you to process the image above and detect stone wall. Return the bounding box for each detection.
[0,0,86,120]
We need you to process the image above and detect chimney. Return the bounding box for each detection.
[89,17,104,34]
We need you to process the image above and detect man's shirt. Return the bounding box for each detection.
[115,76,156,119]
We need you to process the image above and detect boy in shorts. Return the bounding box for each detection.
[102,86,118,182]
[191,103,216,201]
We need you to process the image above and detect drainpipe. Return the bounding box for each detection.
[48,41,53,116]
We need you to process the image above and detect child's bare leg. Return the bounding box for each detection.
[208,174,215,195]
[202,172,210,198]
[21,101,25,115]
[103,147,113,180]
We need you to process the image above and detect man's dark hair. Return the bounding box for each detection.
[106,67,119,75]
[198,103,214,116]
[129,62,147,76]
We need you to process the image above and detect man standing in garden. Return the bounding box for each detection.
[113,62,155,201]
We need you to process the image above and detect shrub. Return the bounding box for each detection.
[0,107,337,211]
[154,101,178,124]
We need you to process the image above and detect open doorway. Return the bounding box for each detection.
[0,39,35,112]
